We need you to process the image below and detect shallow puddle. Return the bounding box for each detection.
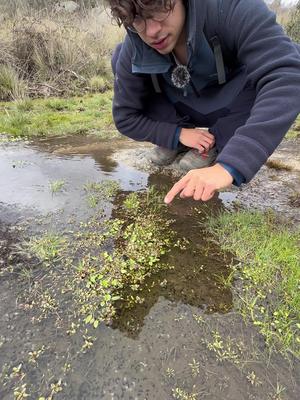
[0,136,147,220]
[0,135,299,400]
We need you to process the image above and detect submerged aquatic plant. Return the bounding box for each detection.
[49,179,65,194]
[84,180,120,207]
[23,187,176,330]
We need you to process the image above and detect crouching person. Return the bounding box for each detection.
[107,0,300,203]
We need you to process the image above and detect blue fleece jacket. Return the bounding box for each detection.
[112,0,300,183]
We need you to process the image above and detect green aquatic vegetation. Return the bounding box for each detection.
[172,387,198,400]
[165,367,175,378]
[0,92,117,138]
[39,291,58,318]
[271,383,286,399]
[28,346,46,365]
[24,188,175,330]
[71,190,175,327]
[123,192,140,213]
[123,216,170,266]
[246,371,262,387]
[84,180,120,208]
[208,210,300,357]
[79,214,174,326]
[84,180,120,199]
[6,187,176,397]
[204,330,243,364]
[49,179,65,194]
[28,233,67,263]
[87,194,99,208]
[123,187,165,216]
[13,383,30,400]
[0,134,23,143]
[188,359,200,377]
[214,267,236,288]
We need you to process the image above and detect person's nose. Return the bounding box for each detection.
[144,19,162,38]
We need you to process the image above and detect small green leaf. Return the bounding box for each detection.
[85,314,93,324]
[93,320,99,328]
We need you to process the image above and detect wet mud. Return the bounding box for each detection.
[113,137,300,227]
[1,134,299,400]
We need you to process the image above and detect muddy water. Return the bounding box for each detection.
[0,136,147,219]
[0,135,299,400]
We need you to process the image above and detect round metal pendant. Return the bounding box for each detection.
[171,64,191,89]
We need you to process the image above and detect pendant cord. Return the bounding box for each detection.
[171,51,180,66]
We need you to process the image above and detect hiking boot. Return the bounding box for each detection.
[147,146,179,166]
[178,147,217,172]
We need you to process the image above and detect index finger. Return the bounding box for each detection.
[164,176,190,204]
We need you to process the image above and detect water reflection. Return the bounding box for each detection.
[0,136,148,217]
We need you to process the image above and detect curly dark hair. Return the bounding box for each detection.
[105,0,176,27]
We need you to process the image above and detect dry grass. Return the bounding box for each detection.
[0,1,296,100]
[266,159,293,171]
[0,1,124,99]
[289,192,300,207]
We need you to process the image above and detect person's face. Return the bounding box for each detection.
[132,0,186,54]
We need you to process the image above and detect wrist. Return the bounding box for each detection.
[217,162,245,187]
[179,128,188,144]
[173,126,182,149]
[214,163,234,186]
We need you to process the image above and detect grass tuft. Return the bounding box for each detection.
[89,76,110,93]
[266,159,292,171]
[0,64,27,101]
[207,210,300,357]
[49,180,65,194]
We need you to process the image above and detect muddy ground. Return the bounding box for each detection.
[113,136,300,227]
[0,134,299,400]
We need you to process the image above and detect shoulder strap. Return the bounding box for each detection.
[204,0,226,84]
[151,0,226,93]
[210,36,226,85]
[151,74,162,93]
